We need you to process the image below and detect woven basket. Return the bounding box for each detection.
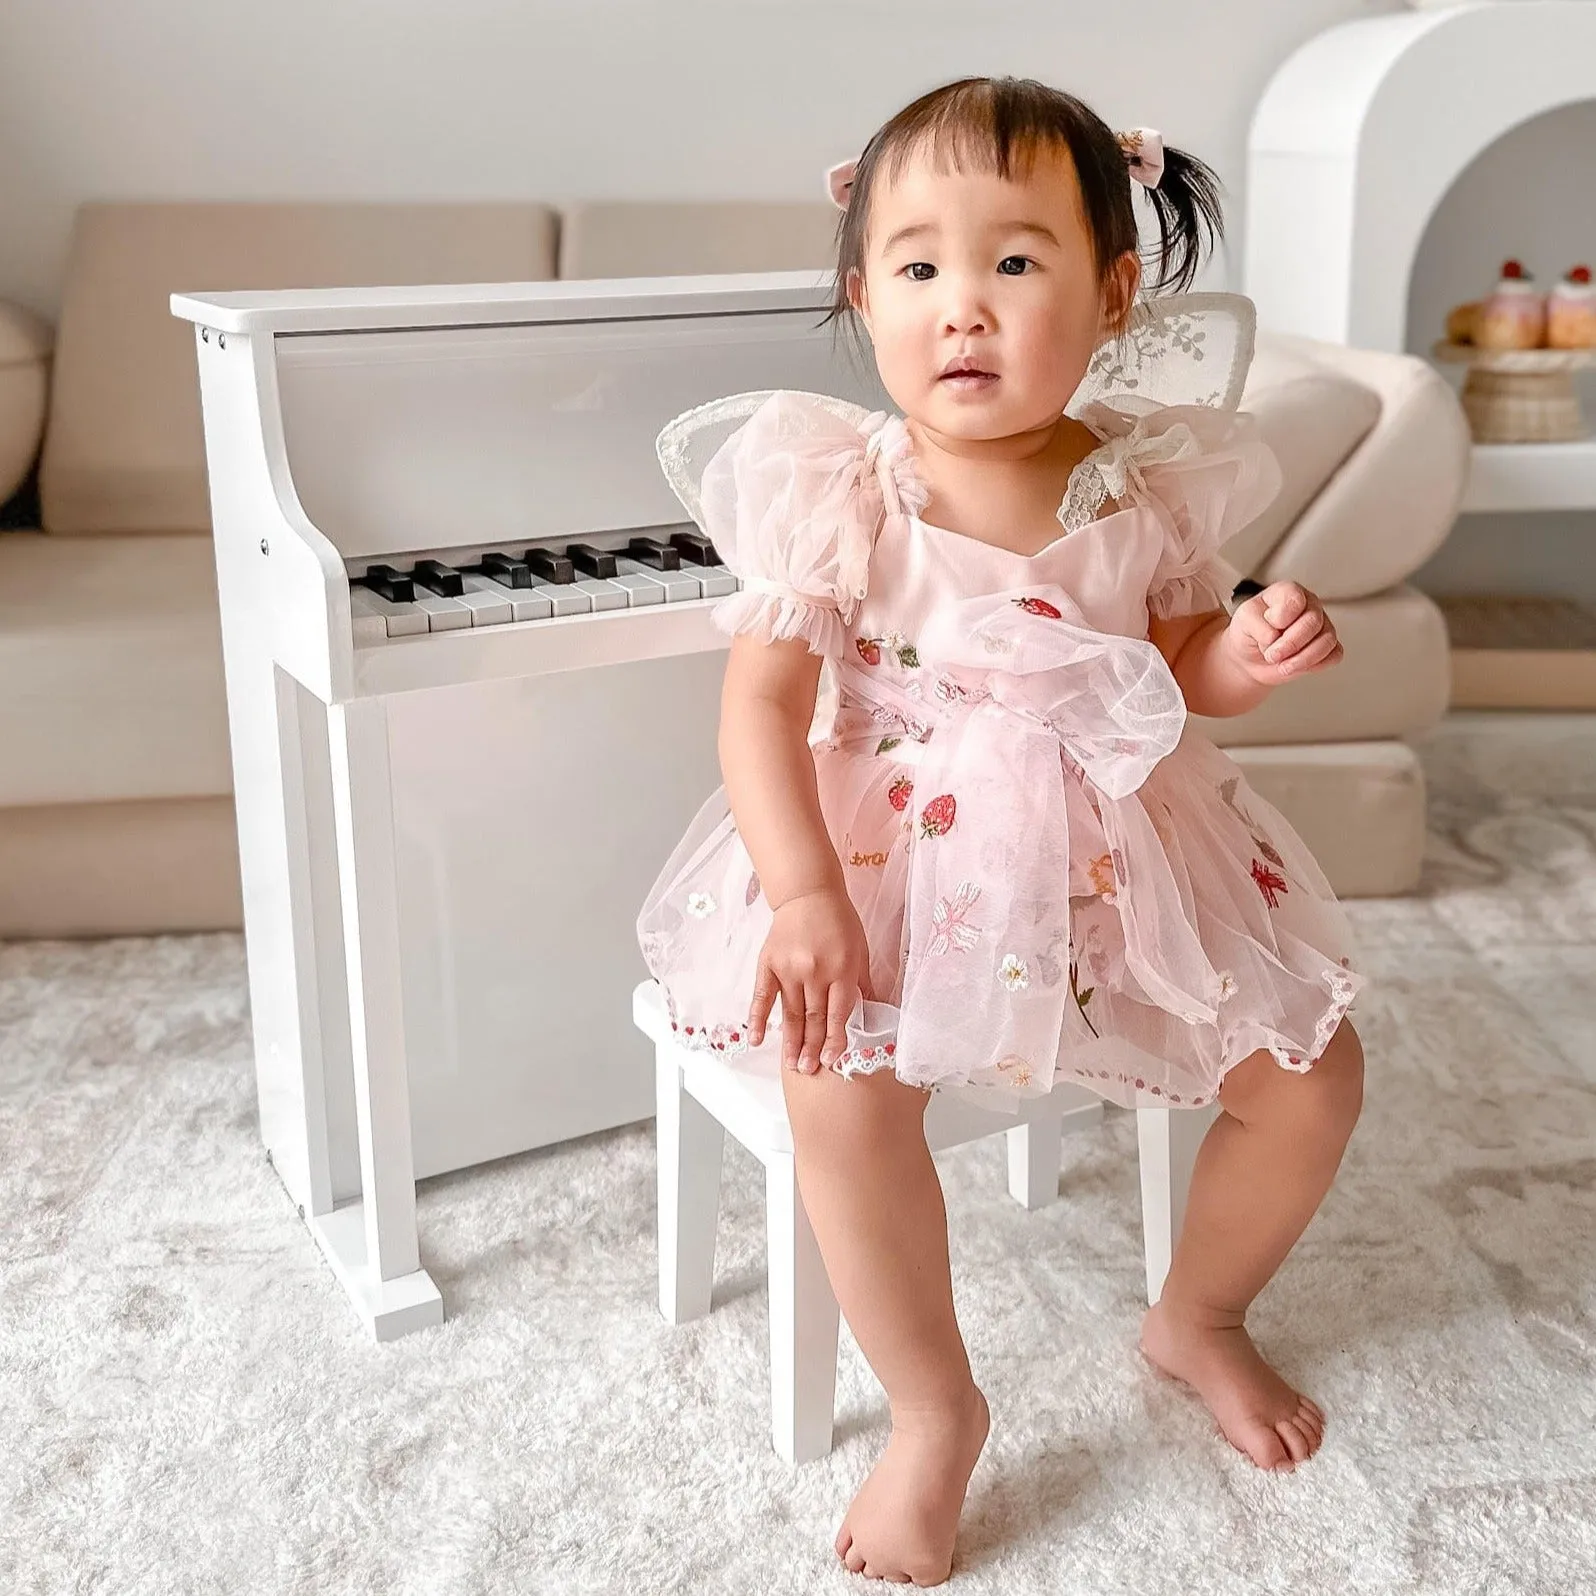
[1432,342,1595,443]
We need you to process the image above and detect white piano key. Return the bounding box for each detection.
[463,573,553,623]
[452,584,514,627]
[410,589,473,632]
[607,571,665,607]
[350,584,429,641]
[615,558,704,603]
[528,578,591,618]
[576,578,630,613]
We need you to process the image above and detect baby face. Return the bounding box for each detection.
[852,141,1134,443]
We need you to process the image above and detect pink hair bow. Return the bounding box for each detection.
[826,159,856,211]
[1118,128,1164,190]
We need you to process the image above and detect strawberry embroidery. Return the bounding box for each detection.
[1014,596,1063,619]
[855,637,882,666]
[887,774,915,813]
[858,633,920,669]
[1251,859,1289,908]
[745,871,761,907]
[919,793,957,839]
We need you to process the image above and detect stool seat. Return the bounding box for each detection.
[632,978,1211,1463]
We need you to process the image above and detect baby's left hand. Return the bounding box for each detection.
[1223,582,1343,686]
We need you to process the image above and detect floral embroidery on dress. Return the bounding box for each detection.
[857,632,920,669]
[831,1039,897,1078]
[686,892,717,918]
[927,882,982,955]
[994,1054,1034,1087]
[919,793,958,838]
[876,736,903,755]
[1067,958,1100,1038]
[1251,859,1288,908]
[745,872,761,907]
[1086,852,1115,899]
[997,953,1030,991]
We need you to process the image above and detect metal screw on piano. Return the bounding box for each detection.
[172,274,889,1339]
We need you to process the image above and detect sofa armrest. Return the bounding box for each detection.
[1254,336,1470,603]
[0,300,52,507]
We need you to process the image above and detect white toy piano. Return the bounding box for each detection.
[171,273,891,1340]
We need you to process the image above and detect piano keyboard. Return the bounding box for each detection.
[347,527,741,645]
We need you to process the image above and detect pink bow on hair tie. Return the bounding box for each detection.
[1117,128,1165,190]
[826,159,856,211]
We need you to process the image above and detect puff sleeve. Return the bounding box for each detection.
[694,392,900,660]
[1082,402,1283,621]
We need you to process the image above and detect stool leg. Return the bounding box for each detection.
[1005,1086,1104,1211]
[1136,1102,1218,1305]
[1006,1114,1062,1210]
[766,1152,840,1464]
[656,1048,725,1325]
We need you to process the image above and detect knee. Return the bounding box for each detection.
[1284,1019,1364,1140]
[1224,1018,1363,1142]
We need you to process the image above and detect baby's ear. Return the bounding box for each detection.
[845,266,870,328]
[1101,252,1141,338]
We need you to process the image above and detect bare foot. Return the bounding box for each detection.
[1140,1298,1324,1471]
[835,1384,990,1586]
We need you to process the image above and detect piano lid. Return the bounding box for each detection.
[170,270,836,336]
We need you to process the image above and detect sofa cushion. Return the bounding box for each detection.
[1225,336,1382,579]
[0,531,229,805]
[1194,583,1449,747]
[559,201,838,280]
[41,202,560,537]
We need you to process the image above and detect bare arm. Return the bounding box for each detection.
[720,632,872,1072]
[719,634,842,908]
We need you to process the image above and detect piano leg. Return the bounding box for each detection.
[318,695,444,1340]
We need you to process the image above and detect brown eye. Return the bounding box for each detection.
[997,256,1032,276]
[905,262,936,282]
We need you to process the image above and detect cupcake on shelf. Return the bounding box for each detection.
[1547,265,1596,350]
[1474,259,1548,350]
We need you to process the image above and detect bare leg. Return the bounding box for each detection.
[1141,1017,1364,1470]
[782,1065,990,1587]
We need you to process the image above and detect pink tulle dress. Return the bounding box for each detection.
[636,391,1364,1111]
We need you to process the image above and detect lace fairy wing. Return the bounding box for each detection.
[1068,291,1258,415]
[655,388,878,530]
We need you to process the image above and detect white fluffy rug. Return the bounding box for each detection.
[3,712,1595,1595]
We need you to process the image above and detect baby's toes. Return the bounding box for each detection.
[1234,1417,1292,1471]
[1275,1417,1315,1465]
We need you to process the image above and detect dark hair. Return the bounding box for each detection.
[828,76,1223,327]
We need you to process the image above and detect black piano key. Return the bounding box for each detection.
[479,551,533,588]
[669,530,722,567]
[523,547,576,584]
[362,563,415,603]
[412,559,465,597]
[566,542,618,579]
[626,536,682,571]
[1231,578,1266,600]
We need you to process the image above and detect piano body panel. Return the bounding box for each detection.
[387,651,727,1178]
[174,273,891,1336]
[274,312,885,564]
[191,327,360,1218]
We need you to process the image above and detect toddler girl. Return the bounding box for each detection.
[638,76,1365,1587]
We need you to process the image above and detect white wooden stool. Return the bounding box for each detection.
[632,979,1214,1463]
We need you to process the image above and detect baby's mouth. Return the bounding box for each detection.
[938,363,999,389]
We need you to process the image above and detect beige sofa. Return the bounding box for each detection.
[0,201,1466,938]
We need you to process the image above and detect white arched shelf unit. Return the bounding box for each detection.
[1245,1,1596,512]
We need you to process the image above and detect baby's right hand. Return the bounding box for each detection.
[748,886,872,1074]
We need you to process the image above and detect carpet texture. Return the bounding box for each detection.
[3,712,1594,1595]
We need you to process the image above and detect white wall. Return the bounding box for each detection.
[0,0,1398,319]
